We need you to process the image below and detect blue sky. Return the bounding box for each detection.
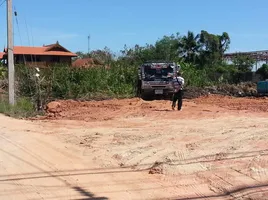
[0,0,267,54]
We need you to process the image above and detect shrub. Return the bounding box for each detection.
[256,64,268,80]
[0,97,38,118]
[179,62,214,87]
[0,65,7,80]
[15,62,138,105]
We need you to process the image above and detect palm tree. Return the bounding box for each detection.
[178,31,200,63]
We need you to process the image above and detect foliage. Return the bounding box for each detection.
[0,29,259,120]
[256,64,268,80]
[91,47,115,64]
[231,54,254,72]
[179,61,214,87]
[13,29,237,108]
[118,30,230,70]
[0,66,7,79]
[178,31,200,64]
[198,31,230,68]
[74,47,115,64]
[0,97,38,118]
[15,62,138,105]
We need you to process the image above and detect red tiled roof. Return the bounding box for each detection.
[0,52,4,59]
[3,43,77,57]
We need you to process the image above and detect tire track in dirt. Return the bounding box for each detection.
[0,134,84,199]
[188,183,211,199]
[197,173,234,199]
[0,151,37,200]
[0,135,53,200]
[6,95,268,199]
[1,130,184,200]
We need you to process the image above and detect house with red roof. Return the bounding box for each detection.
[1,41,77,67]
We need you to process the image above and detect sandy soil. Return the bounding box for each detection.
[1,95,268,200]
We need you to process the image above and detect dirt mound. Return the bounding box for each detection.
[207,82,257,97]
[46,101,62,116]
[44,98,151,121]
[183,87,209,99]
[184,82,258,99]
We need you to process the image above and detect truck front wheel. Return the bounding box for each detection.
[141,91,152,101]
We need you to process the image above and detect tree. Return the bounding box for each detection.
[178,31,200,63]
[198,31,231,68]
[219,32,231,55]
[91,47,115,64]
[118,44,155,64]
[154,33,181,61]
[117,30,231,70]
[256,64,268,80]
[232,54,254,72]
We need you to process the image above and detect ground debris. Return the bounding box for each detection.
[149,162,164,175]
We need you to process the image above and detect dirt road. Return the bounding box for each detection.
[1,95,268,200]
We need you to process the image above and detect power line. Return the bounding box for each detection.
[24,17,32,46]
[14,6,27,64]
[0,0,5,7]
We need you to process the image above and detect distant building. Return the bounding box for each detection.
[2,42,77,67]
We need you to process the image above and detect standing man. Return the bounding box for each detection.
[172,71,185,111]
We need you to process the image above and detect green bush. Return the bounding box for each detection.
[256,64,268,80]
[0,66,7,79]
[0,97,38,118]
[12,60,246,114]
[15,62,138,104]
[179,62,214,87]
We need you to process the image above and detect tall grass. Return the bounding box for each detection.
[15,61,218,104]
[0,66,7,79]
[15,62,138,104]
[0,97,38,118]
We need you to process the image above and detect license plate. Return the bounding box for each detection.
[155,89,163,94]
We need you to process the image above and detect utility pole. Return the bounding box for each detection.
[7,0,15,105]
[88,34,90,57]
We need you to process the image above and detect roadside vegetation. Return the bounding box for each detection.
[0,29,262,117]
[0,96,38,118]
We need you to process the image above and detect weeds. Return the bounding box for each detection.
[0,97,39,118]
[0,66,7,79]
[15,62,138,103]
[179,62,215,87]
[14,61,218,108]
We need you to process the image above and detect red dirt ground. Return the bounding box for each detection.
[45,94,268,121]
[2,95,267,199]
